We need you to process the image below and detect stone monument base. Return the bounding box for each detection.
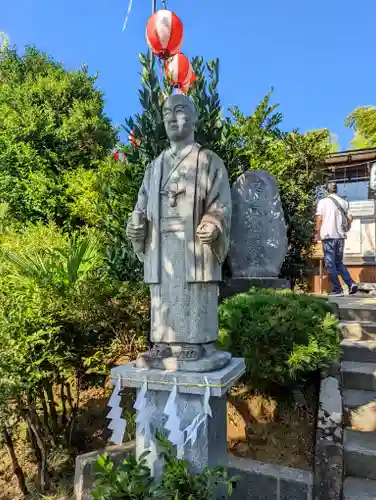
[136,348,231,372]
[220,277,290,301]
[111,358,245,476]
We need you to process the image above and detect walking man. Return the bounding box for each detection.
[314,182,358,297]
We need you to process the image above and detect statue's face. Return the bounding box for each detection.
[163,96,196,142]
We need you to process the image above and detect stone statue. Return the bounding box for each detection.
[126,93,232,372]
[228,170,287,278]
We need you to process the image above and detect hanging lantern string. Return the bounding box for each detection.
[122,0,170,33]
[122,0,134,32]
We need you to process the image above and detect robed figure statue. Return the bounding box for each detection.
[127,93,232,371]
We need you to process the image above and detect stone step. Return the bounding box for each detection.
[342,340,376,363]
[343,477,376,499]
[343,389,376,428]
[344,389,376,410]
[342,362,376,391]
[340,321,376,341]
[340,306,376,324]
[344,429,376,480]
[359,283,376,292]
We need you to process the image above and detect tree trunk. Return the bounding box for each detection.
[25,412,49,492]
[67,373,81,447]
[39,388,51,432]
[28,394,53,445]
[66,382,74,411]
[60,382,67,426]
[2,427,28,496]
[45,381,58,437]
[27,417,42,463]
[74,373,81,413]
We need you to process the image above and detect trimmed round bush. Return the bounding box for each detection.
[218,288,340,389]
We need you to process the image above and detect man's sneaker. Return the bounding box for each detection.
[349,284,358,295]
[330,292,344,297]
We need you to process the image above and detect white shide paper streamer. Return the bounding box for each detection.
[163,378,185,458]
[163,377,213,457]
[134,379,155,450]
[107,377,127,445]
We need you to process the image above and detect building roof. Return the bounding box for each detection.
[325,147,376,167]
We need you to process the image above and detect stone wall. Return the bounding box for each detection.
[74,440,135,500]
[313,365,344,500]
[75,444,313,500]
[228,457,313,500]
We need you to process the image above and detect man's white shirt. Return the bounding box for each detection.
[316,194,351,240]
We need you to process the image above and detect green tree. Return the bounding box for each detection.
[345,106,376,149]
[310,129,340,153]
[0,32,9,52]
[0,45,117,225]
[328,132,341,153]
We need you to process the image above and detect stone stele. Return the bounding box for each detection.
[228,170,287,278]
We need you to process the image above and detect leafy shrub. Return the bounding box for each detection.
[218,288,340,389]
[0,221,144,489]
[92,435,238,500]
[0,45,116,225]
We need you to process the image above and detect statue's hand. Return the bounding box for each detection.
[126,218,145,241]
[197,222,219,245]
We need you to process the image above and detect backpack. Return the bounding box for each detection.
[328,195,351,233]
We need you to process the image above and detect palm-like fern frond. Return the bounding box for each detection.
[4,251,53,285]
[3,233,103,293]
[63,234,102,286]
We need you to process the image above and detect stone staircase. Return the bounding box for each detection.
[332,297,376,499]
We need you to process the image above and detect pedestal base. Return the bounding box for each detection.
[111,358,245,475]
[136,349,232,372]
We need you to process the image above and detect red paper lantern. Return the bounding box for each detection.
[146,10,183,59]
[129,130,140,148]
[113,150,126,162]
[165,53,193,89]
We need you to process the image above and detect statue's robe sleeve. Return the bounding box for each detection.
[132,154,163,283]
[128,160,155,264]
[201,150,232,265]
[133,162,152,218]
[191,149,232,282]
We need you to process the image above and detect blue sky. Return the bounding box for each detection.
[2,0,376,149]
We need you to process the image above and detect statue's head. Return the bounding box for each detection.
[162,93,197,142]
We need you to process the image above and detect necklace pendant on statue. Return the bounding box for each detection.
[168,193,177,207]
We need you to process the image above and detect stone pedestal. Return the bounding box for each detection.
[111,358,245,476]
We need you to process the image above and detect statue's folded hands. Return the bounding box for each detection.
[196,222,219,244]
[126,221,145,240]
